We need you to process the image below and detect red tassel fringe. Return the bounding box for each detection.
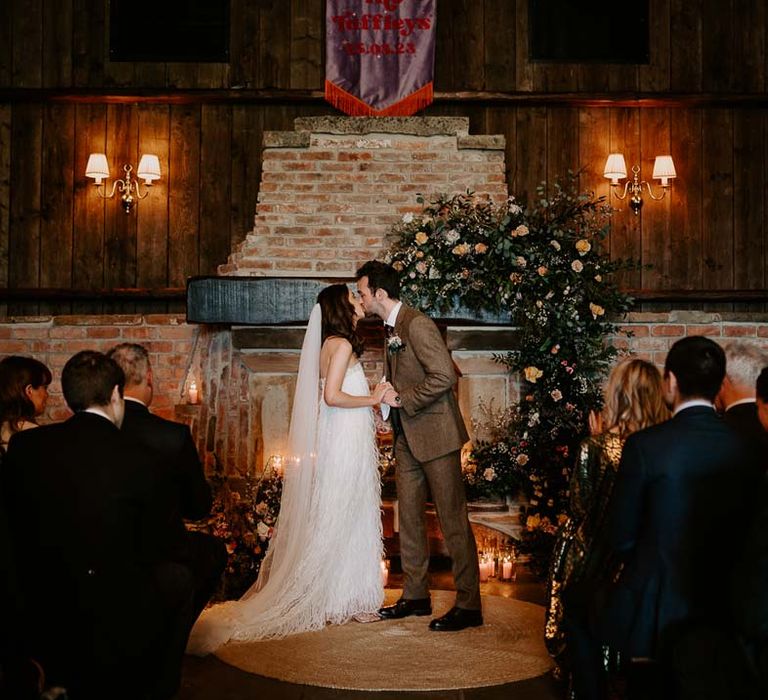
[324,80,434,117]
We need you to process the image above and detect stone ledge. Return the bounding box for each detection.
[263,131,312,149]
[457,135,506,150]
[294,116,470,137]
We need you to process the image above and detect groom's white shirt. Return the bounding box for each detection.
[385,301,403,329]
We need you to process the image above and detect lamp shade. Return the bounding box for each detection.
[137,154,161,183]
[603,153,627,183]
[85,153,110,184]
[652,155,676,185]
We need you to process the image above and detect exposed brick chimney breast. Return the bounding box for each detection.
[221,117,509,277]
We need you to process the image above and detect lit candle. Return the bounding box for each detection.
[188,380,199,404]
[502,559,513,581]
[380,559,389,586]
[479,559,490,583]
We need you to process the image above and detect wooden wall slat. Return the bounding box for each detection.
[0,0,10,86]
[733,0,766,92]
[197,63,230,90]
[12,0,42,87]
[72,0,105,87]
[576,107,610,214]
[9,105,42,315]
[39,104,74,314]
[169,104,201,286]
[43,0,72,88]
[230,105,263,255]
[260,0,292,89]
[290,0,323,90]
[434,0,454,90]
[104,103,138,303]
[513,106,546,206]
[485,105,516,190]
[230,0,260,89]
[639,108,672,292]
[199,105,232,275]
[546,108,579,189]
[136,105,170,312]
[669,0,702,91]
[701,110,734,310]
[73,104,106,312]
[0,105,10,315]
[102,6,135,88]
[514,0,533,92]
[483,0,516,92]
[453,0,485,91]
[668,110,703,296]
[639,0,670,92]
[702,0,734,92]
[733,112,764,304]
[607,108,642,289]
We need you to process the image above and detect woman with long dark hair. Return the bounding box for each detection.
[188,284,391,652]
[0,356,52,448]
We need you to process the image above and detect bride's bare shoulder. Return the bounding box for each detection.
[321,336,353,354]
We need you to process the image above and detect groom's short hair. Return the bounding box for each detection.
[108,343,150,387]
[355,260,400,300]
[664,336,725,402]
[62,350,125,412]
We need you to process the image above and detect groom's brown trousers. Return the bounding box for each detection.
[395,434,481,611]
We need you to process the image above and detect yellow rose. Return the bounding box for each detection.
[452,243,470,256]
[414,231,429,245]
[575,239,591,256]
[589,302,605,319]
[523,366,543,383]
[513,224,529,237]
[526,514,541,531]
[474,243,488,254]
[537,266,548,276]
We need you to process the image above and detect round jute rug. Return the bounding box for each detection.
[214,589,553,691]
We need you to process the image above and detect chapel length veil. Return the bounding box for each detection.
[186,304,323,653]
[246,302,322,597]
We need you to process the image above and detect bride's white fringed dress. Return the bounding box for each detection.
[187,361,383,654]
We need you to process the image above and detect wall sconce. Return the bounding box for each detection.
[603,153,676,215]
[85,153,161,214]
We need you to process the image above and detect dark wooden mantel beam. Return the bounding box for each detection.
[4,89,768,109]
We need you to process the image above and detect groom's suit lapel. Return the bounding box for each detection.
[391,304,408,379]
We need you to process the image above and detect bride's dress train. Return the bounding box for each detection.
[187,363,383,654]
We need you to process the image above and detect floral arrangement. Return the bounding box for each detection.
[386,176,635,576]
[200,455,284,601]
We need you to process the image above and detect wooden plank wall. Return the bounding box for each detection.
[1,0,767,313]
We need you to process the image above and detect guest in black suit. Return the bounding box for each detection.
[568,337,760,699]
[716,341,768,471]
[1,350,195,699]
[107,343,226,620]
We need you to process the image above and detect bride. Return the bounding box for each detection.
[187,284,390,654]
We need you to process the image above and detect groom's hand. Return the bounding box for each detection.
[383,389,402,407]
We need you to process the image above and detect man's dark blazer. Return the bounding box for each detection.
[120,399,224,624]
[596,405,761,659]
[724,401,768,472]
[1,412,181,695]
[121,399,212,548]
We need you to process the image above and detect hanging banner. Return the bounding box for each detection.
[325,0,436,117]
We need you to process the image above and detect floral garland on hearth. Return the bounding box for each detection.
[384,176,635,576]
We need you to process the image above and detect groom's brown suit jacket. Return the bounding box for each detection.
[385,304,469,462]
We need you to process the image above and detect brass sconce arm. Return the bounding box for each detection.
[603,155,676,215]
[85,153,161,214]
[92,164,153,214]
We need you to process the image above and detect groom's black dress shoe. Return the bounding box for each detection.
[429,606,483,631]
[378,597,432,619]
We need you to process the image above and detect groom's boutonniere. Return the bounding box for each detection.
[386,334,406,354]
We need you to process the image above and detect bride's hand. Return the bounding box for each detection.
[371,381,392,404]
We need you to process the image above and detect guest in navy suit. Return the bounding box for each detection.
[594,337,760,694]
[716,341,768,472]
[107,343,226,621]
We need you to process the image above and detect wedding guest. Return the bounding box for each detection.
[107,343,226,621]
[0,355,52,449]
[548,358,669,696]
[0,350,194,699]
[756,366,768,432]
[716,341,768,469]
[581,337,760,699]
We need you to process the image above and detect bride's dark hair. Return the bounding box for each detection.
[317,284,364,358]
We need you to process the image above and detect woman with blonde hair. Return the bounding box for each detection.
[545,358,669,695]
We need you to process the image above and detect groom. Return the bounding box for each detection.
[356,260,482,631]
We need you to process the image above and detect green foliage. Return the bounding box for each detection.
[386,176,636,577]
